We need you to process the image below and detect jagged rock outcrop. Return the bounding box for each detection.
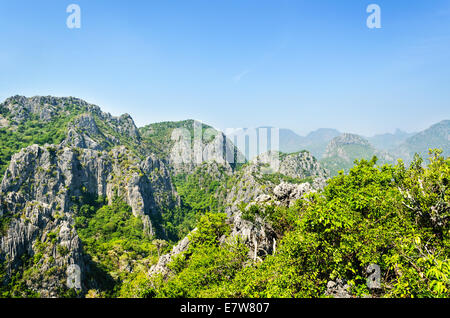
[219,152,328,262]
[62,113,105,150]
[225,166,265,212]
[0,144,176,227]
[62,111,141,152]
[272,182,313,207]
[1,96,142,154]
[224,151,328,214]
[279,151,329,180]
[1,95,98,124]
[325,279,352,298]
[169,121,244,175]
[148,233,193,279]
[0,143,179,295]
[0,201,84,297]
[227,212,277,261]
[140,120,245,176]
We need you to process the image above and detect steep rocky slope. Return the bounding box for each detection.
[140,120,245,175]
[148,149,330,279]
[223,150,328,213]
[0,143,178,296]
[0,95,279,296]
[0,96,143,178]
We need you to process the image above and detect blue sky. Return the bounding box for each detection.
[0,0,449,136]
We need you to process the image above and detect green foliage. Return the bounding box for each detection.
[257,172,314,186]
[225,231,326,298]
[188,213,230,248]
[0,216,11,236]
[241,203,299,237]
[117,271,156,298]
[75,198,160,297]
[0,253,40,298]
[57,245,69,257]
[150,151,450,298]
[150,213,248,298]
[164,165,229,242]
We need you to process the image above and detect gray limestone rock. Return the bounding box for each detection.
[0,144,179,295]
[325,279,352,298]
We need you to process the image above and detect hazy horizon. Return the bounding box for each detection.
[2,94,447,139]
[1,0,449,136]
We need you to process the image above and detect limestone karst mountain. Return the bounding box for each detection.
[0,96,448,298]
[0,96,329,297]
[139,120,245,175]
[0,96,245,177]
[319,133,395,176]
[226,127,340,160]
[226,122,449,176]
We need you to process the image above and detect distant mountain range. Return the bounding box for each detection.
[227,120,449,175]
[279,128,341,159]
[368,129,417,152]
[0,95,448,298]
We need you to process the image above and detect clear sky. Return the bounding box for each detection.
[0,0,449,136]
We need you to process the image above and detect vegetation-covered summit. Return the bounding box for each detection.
[0,95,448,299]
[144,150,449,298]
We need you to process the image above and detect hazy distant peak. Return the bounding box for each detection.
[329,133,370,146]
[305,128,341,141]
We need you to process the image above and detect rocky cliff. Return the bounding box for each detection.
[0,143,178,296]
[0,95,330,297]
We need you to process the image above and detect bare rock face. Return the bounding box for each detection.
[117,114,141,141]
[1,96,142,154]
[169,122,244,175]
[1,95,98,124]
[279,151,329,180]
[250,151,329,180]
[62,114,105,151]
[228,212,277,261]
[225,164,266,215]
[0,195,84,297]
[225,150,328,213]
[325,279,352,298]
[0,115,9,128]
[62,112,142,152]
[148,231,193,279]
[0,144,178,295]
[273,182,313,206]
[220,150,330,259]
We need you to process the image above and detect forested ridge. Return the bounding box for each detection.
[0,96,448,298]
[134,151,450,298]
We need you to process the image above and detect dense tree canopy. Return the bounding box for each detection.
[143,150,449,298]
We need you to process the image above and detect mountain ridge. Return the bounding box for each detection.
[0,95,332,297]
